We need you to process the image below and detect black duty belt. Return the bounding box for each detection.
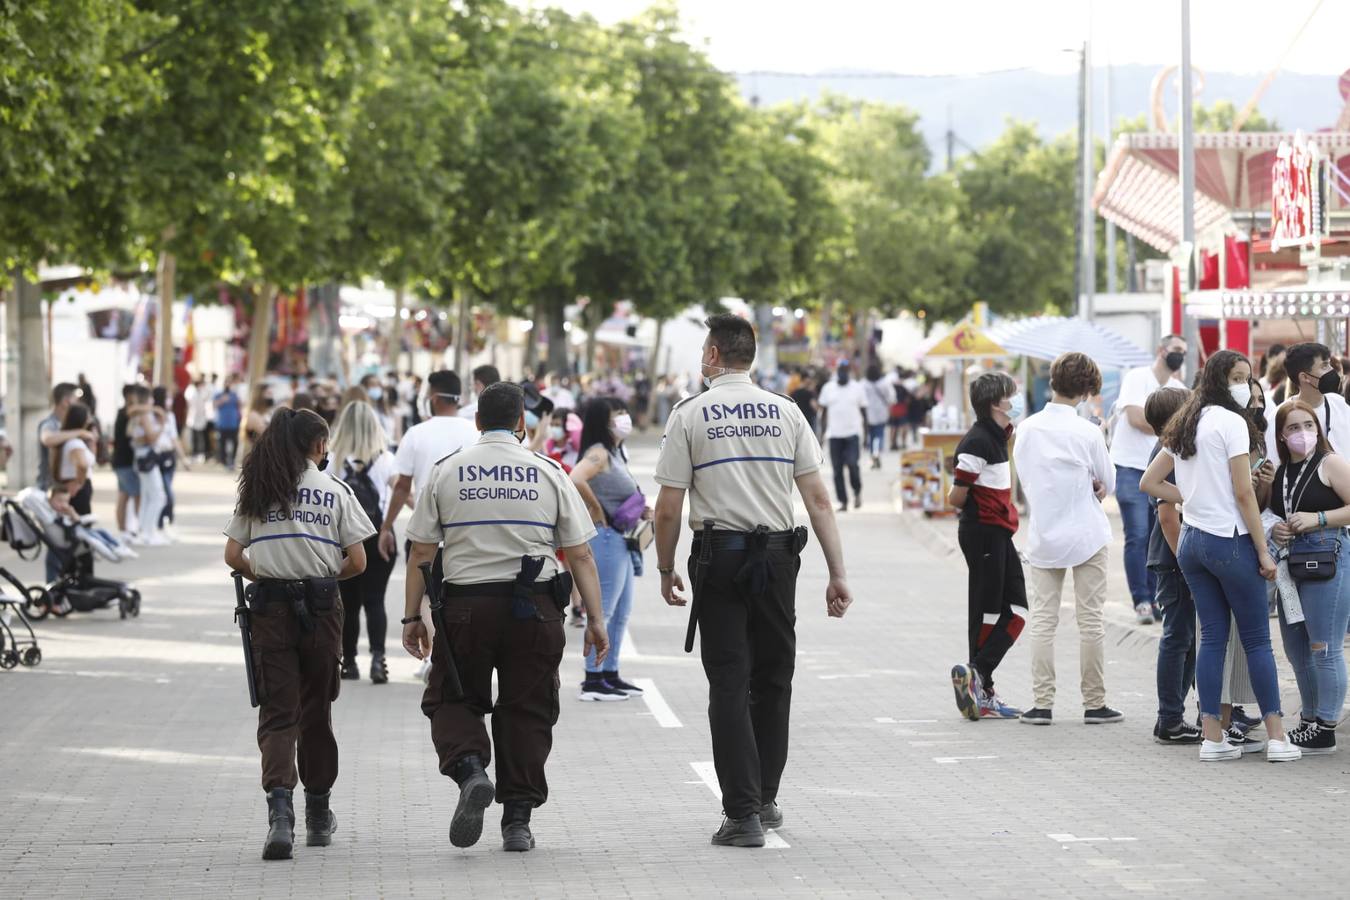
[444,580,555,599]
[249,576,339,633]
[692,529,798,552]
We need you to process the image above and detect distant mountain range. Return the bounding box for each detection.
[734,64,1350,162]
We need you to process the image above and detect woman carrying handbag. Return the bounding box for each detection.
[1268,399,1350,754]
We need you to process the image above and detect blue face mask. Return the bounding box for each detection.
[1007,393,1026,420]
[524,410,539,429]
[367,386,383,402]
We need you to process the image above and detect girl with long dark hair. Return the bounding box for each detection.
[224,407,376,860]
[570,397,647,700]
[1142,350,1300,763]
[52,402,96,516]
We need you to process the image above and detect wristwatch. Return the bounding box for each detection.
[400,616,421,625]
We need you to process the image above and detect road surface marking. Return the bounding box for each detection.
[1047,833,1138,843]
[623,629,641,659]
[875,718,938,724]
[632,679,681,728]
[690,762,789,849]
[932,755,998,764]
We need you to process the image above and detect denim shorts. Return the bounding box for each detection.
[113,465,141,497]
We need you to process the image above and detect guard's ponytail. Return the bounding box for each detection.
[236,407,329,521]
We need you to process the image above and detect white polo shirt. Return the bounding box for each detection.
[1110,365,1187,470]
[394,414,480,500]
[1013,402,1115,569]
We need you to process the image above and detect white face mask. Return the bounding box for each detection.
[1229,382,1252,409]
[612,414,633,441]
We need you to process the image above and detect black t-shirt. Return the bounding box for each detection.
[790,387,817,428]
[1271,453,1341,517]
[111,408,134,468]
[1146,444,1178,571]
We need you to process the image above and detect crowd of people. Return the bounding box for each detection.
[948,337,1350,763]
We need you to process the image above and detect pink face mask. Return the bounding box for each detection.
[1286,430,1318,457]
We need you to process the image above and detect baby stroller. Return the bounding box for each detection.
[1,489,141,620]
[0,567,41,669]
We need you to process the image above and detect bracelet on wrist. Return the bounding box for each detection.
[656,565,674,575]
[400,615,421,625]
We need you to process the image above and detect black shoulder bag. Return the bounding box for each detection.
[1285,452,1338,582]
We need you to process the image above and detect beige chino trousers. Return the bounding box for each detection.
[1026,545,1109,710]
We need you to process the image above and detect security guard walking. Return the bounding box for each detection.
[654,314,853,848]
[224,408,376,860]
[401,382,608,852]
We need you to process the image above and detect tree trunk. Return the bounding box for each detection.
[454,285,470,387]
[819,299,832,362]
[522,298,540,375]
[754,302,778,377]
[155,247,176,389]
[545,292,568,375]
[389,284,405,371]
[246,283,277,392]
[648,317,665,379]
[5,270,49,490]
[855,308,873,372]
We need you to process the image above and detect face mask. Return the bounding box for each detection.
[1006,394,1026,420]
[701,362,727,388]
[612,414,633,441]
[318,453,330,471]
[262,397,274,408]
[1248,409,1268,433]
[1286,430,1318,457]
[367,386,383,402]
[1164,351,1186,372]
[524,410,539,429]
[550,426,565,442]
[1314,370,1341,396]
[1229,382,1252,408]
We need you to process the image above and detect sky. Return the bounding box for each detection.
[532,0,1348,78]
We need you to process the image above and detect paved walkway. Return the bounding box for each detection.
[1,437,1345,899]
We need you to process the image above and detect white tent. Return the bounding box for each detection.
[986,316,1152,369]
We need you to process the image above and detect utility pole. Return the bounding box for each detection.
[1104,49,1118,294]
[1080,34,1096,322]
[1180,0,1200,369]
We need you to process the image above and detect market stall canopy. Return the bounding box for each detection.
[986,316,1153,369]
[1093,132,1350,254]
[916,321,1008,359]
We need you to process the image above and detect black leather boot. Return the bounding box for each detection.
[711,812,764,848]
[370,654,388,685]
[304,790,338,847]
[262,788,294,860]
[501,800,535,852]
[448,755,495,848]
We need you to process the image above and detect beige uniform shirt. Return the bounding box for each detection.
[655,373,823,531]
[224,461,376,579]
[405,431,597,584]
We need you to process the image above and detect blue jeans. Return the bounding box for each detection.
[1153,568,1196,727]
[1115,466,1156,606]
[1177,526,1284,719]
[866,423,886,457]
[1280,529,1350,722]
[584,526,635,674]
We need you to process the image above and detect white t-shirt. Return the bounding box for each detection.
[324,449,397,518]
[58,438,95,481]
[1167,406,1253,537]
[154,415,179,454]
[818,379,868,439]
[185,385,212,430]
[1110,365,1187,469]
[394,414,480,499]
[1265,391,1350,461]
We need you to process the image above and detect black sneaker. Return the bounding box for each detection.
[370,654,388,685]
[1290,721,1338,755]
[340,659,360,681]
[603,672,644,695]
[1230,706,1261,730]
[1021,708,1053,725]
[1225,725,1265,754]
[711,813,765,848]
[1084,706,1124,724]
[759,801,782,830]
[1154,720,1203,744]
[577,679,629,702]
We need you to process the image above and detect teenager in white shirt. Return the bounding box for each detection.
[818,362,868,511]
[1014,353,1122,726]
[1141,351,1301,763]
[1110,335,1189,624]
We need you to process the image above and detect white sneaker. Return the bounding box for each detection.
[1199,739,1242,761]
[1266,737,1303,763]
[116,545,139,560]
[142,533,171,547]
